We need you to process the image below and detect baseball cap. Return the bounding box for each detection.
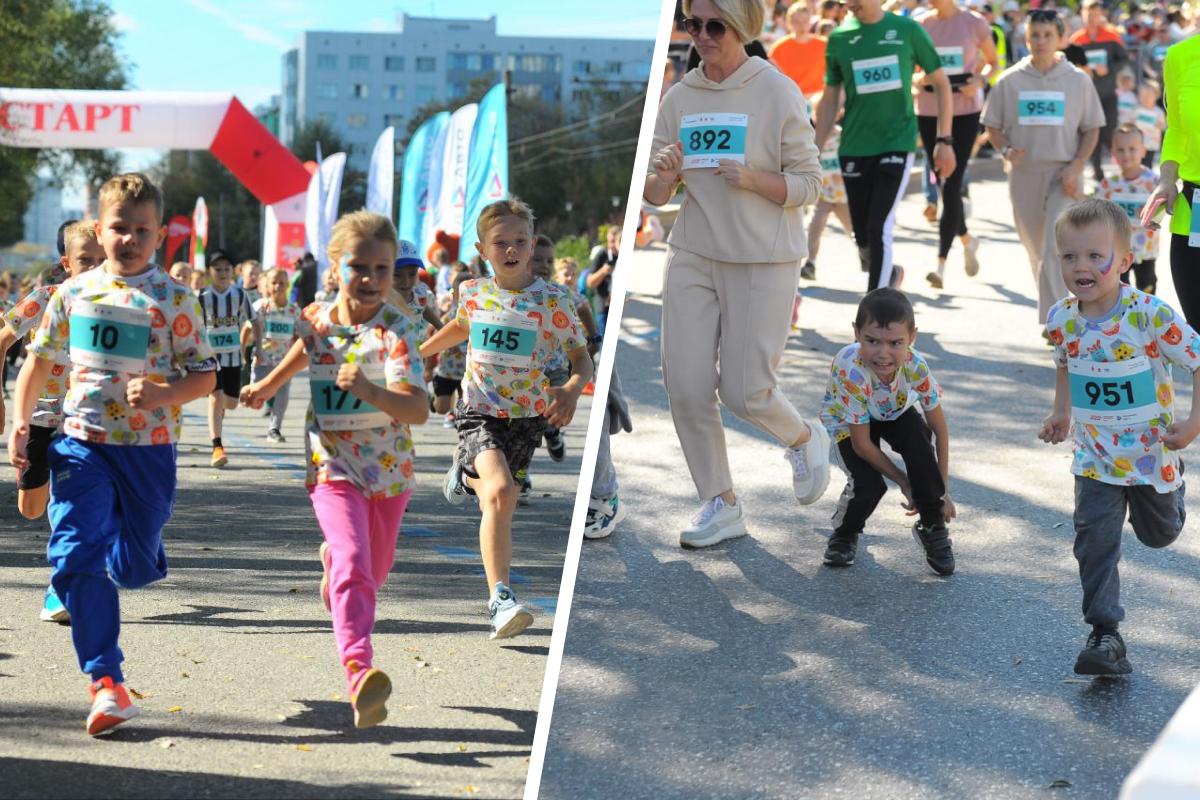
[56,219,78,257]
[395,239,423,270]
[206,248,235,268]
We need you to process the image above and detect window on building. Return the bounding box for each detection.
[316,54,337,70]
[573,60,591,75]
[317,83,337,99]
[449,83,467,99]
[351,83,369,99]
[386,85,404,101]
[416,56,436,72]
[415,84,436,103]
[347,113,368,128]
[384,56,404,71]
[605,61,622,75]
[349,55,369,70]
[385,114,405,128]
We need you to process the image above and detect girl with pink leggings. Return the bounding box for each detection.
[242,210,428,728]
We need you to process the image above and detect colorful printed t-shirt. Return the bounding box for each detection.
[4,285,70,429]
[297,301,424,498]
[29,263,217,445]
[252,298,302,369]
[819,343,942,442]
[434,297,466,381]
[818,127,847,205]
[403,281,434,316]
[1098,168,1160,263]
[1045,286,1200,493]
[456,277,584,419]
[1133,103,1165,152]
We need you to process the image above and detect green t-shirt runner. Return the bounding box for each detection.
[825,12,943,156]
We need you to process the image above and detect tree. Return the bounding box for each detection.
[404,76,643,244]
[290,117,366,214]
[0,0,128,245]
[151,152,261,267]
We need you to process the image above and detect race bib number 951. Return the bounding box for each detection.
[1068,355,1158,426]
[680,112,748,170]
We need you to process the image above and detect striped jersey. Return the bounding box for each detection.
[199,285,255,367]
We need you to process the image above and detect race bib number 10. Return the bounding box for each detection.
[1017,91,1065,126]
[851,55,901,94]
[69,300,151,374]
[470,310,538,367]
[680,112,748,169]
[1068,355,1158,426]
[309,363,391,430]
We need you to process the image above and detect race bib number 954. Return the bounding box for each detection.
[1017,91,1065,126]
[680,112,748,170]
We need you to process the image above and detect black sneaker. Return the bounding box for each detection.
[1074,626,1133,676]
[800,261,816,280]
[545,428,566,462]
[823,532,858,567]
[912,521,954,576]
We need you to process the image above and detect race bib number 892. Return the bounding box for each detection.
[679,112,748,169]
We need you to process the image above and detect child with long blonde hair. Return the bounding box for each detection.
[242,211,429,728]
[251,267,303,442]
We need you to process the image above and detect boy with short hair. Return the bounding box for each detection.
[1133,81,1165,168]
[9,172,218,734]
[199,249,258,467]
[0,220,104,623]
[419,198,593,639]
[1097,124,1159,294]
[1041,197,1200,676]
[818,288,957,575]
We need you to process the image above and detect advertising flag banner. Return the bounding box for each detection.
[398,111,448,249]
[460,84,509,259]
[366,126,395,220]
[427,103,477,246]
[305,152,346,285]
[164,215,192,266]
[190,197,208,270]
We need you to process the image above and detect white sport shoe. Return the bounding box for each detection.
[679,496,747,549]
[963,236,981,277]
[488,582,534,640]
[786,421,831,505]
[583,494,625,540]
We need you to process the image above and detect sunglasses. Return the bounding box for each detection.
[1029,9,1060,23]
[683,16,728,39]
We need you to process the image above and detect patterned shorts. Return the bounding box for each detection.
[455,403,546,479]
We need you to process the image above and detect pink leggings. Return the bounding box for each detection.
[308,481,411,684]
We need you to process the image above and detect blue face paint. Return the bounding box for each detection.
[1098,251,1115,275]
[338,254,355,286]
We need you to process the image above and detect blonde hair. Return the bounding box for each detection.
[554,257,578,284]
[327,209,397,267]
[682,0,764,44]
[98,173,163,221]
[63,220,99,250]
[476,197,535,243]
[1054,198,1132,254]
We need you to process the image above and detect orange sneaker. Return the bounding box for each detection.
[319,542,332,612]
[348,661,391,729]
[86,676,139,736]
[211,445,227,468]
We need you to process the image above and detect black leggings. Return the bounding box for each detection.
[1171,234,1200,326]
[1092,93,1118,182]
[918,113,980,259]
[841,151,912,290]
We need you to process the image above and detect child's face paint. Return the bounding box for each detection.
[1097,251,1115,275]
[335,238,395,314]
[338,254,355,287]
[1058,222,1130,314]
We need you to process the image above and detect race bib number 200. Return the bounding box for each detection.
[680,112,748,169]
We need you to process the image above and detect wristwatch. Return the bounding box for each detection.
[935,135,954,146]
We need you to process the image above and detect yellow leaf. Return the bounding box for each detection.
[330,693,343,701]
[457,744,467,752]
[462,787,479,795]
[296,744,313,752]
[166,706,183,713]
[129,688,151,699]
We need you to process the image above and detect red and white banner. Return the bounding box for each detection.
[191,197,208,270]
[164,215,192,266]
[0,88,311,266]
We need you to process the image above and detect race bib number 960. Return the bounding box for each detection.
[851,55,901,94]
[680,112,748,169]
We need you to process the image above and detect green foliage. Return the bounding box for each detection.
[553,234,592,265]
[0,0,129,246]
[151,151,262,266]
[288,117,366,212]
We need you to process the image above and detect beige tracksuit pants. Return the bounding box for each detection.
[661,246,807,500]
[1008,162,1073,323]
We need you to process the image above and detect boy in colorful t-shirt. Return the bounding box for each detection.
[420,198,593,639]
[818,288,956,575]
[0,220,103,624]
[1041,198,1200,676]
[251,266,302,442]
[9,173,218,735]
[1097,124,1160,294]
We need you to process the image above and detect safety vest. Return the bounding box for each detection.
[990,22,1007,86]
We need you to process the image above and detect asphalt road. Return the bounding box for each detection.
[1,376,590,799]
[539,168,1200,799]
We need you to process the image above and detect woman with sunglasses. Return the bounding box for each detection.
[644,0,827,549]
[813,0,957,292]
[981,9,1104,324]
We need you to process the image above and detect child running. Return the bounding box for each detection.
[9,173,218,735]
[1040,197,1200,676]
[199,249,258,468]
[1097,124,1160,295]
[420,198,593,639]
[393,240,445,332]
[431,271,472,427]
[0,220,104,623]
[818,288,957,574]
[251,267,302,442]
[241,211,428,728]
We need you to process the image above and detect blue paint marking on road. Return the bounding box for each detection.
[434,545,478,560]
[475,568,529,585]
[620,328,661,345]
[403,526,442,538]
[525,596,557,616]
[183,411,307,475]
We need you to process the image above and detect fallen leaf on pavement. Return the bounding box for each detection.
[462,787,479,795]
[296,744,312,752]
[159,739,174,749]
[735,704,758,711]
[457,744,467,752]
[129,688,152,699]
[1048,779,1072,788]
[288,588,299,593]
[166,706,183,713]
[1013,658,1023,666]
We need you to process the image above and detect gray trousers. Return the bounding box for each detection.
[1073,476,1185,626]
[591,370,630,501]
[253,363,291,433]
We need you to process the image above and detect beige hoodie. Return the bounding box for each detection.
[651,57,821,264]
